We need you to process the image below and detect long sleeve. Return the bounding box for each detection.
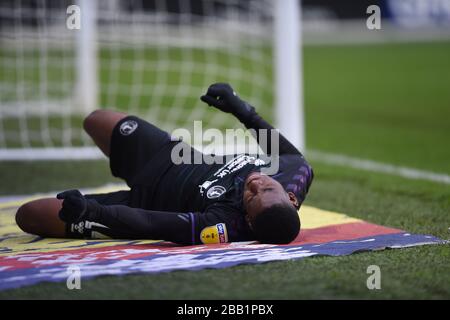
[237,108,301,156]
[88,205,196,245]
[85,202,253,245]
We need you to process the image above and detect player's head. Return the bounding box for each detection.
[243,172,300,244]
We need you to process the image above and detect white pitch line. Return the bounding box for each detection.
[307,150,450,185]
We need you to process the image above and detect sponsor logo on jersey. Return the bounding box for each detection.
[198,154,268,196]
[206,185,226,199]
[200,223,228,244]
[119,120,138,136]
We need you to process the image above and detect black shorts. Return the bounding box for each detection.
[83,115,182,207]
[109,115,179,186]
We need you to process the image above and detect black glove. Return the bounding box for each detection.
[200,83,255,121]
[57,189,93,223]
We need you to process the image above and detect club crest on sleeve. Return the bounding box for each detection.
[119,120,138,136]
[200,223,228,244]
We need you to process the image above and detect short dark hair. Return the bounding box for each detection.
[251,203,300,244]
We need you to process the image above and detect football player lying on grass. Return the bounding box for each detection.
[15,83,313,245]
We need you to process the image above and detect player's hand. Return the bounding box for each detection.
[200,83,254,119]
[57,189,88,223]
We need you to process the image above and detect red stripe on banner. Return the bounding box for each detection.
[294,221,401,244]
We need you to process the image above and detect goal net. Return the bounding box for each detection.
[0,0,302,160]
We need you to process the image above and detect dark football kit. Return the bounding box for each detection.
[67,112,313,245]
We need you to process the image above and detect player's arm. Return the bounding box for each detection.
[57,190,238,245]
[200,83,301,155]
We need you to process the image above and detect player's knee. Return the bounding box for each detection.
[83,109,104,134]
[83,109,127,136]
[15,202,39,234]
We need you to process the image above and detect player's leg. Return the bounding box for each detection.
[15,190,131,238]
[15,198,66,238]
[83,109,127,157]
[83,109,177,186]
[101,111,181,186]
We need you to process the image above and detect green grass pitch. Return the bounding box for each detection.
[0,41,449,299]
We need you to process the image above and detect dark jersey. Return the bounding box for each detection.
[126,143,313,244]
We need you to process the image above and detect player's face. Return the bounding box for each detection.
[243,172,298,224]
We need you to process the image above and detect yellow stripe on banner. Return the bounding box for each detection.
[0,185,360,256]
[299,206,362,229]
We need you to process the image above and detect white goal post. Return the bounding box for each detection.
[0,0,304,160]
